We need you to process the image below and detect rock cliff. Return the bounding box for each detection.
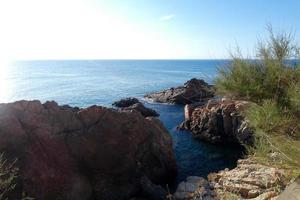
[179,99,254,145]
[0,100,176,200]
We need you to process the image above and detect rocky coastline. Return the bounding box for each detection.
[0,78,294,200]
[145,78,293,200]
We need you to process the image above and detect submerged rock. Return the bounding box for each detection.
[179,99,254,145]
[174,157,286,200]
[0,100,176,200]
[144,78,214,105]
[113,98,159,117]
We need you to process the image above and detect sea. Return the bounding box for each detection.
[2,60,242,186]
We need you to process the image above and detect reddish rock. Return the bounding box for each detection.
[179,100,254,144]
[0,100,177,200]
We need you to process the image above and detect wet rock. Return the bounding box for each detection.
[121,102,159,117]
[113,97,140,107]
[113,98,159,117]
[144,78,214,105]
[0,100,176,200]
[179,99,254,145]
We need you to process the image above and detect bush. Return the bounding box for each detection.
[215,26,300,180]
[215,26,300,107]
[245,100,294,135]
[245,101,300,169]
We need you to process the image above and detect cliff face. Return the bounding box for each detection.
[0,100,177,200]
[179,99,254,145]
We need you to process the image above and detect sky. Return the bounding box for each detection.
[0,0,300,61]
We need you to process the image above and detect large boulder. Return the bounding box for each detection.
[113,98,159,117]
[0,100,176,200]
[179,99,254,144]
[144,78,214,105]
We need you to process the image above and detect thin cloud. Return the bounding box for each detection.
[160,14,176,21]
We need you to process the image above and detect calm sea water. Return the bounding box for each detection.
[3,60,241,185]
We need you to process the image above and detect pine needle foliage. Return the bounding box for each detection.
[215,26,300,180]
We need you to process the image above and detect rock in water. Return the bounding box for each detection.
[179,99,254,145]
[144,78,214,105]
[0,100,176,200]
[112,97,140,107]
[113,98,159,117]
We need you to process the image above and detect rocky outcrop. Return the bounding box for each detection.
[113,97,140,107]
[0,100,176,200]
[209,158,286,199]
[179,99,254,144]
[113,98,159,117]
[174,158,286,200]
[144,78,214,105]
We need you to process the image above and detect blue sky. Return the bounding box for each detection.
[0,0,299,60]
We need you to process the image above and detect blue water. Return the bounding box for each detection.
[3,60,241,185]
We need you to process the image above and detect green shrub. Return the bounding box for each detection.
[216,59,266,101]
[244,100,294,135]
[215,26,300,107]
[215,26,300,180]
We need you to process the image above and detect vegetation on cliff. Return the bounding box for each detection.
[0,154,18,200]
[215,26,300,180]
[0,154,32,200]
